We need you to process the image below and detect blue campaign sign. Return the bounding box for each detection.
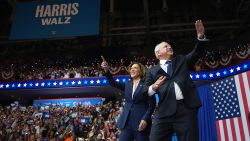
[33,97,104,107]
[10,0,100,40]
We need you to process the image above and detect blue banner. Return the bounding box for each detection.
[33,97,104,107]
[10,0,100,40]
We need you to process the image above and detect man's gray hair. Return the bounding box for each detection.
[154,42,166,54]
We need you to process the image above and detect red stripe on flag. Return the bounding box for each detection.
[229,119,237,141]
[237,117,245,141]
[238,73,250,134]
[216,121,221,141]
[222,120,229,141]
[247,71,250,86]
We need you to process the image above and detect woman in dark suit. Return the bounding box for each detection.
[101,57,156,141]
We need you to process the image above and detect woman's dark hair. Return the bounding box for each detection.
[128,62,146,80]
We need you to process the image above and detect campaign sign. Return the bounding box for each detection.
[10,0,100,40]
[33,97,104,107]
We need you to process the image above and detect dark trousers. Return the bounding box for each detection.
[150,100,199,141]
[119,129,149,141]
[119,112,150,141]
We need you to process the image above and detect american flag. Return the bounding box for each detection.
[211,71,250,141]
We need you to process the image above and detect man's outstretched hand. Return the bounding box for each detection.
[195,20,205,39]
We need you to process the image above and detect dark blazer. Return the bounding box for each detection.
[105,71,156,132]
[146,40,208,118]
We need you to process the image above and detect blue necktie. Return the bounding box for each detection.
[166,61,173,77]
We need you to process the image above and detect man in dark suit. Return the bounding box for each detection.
[145,20,208,141]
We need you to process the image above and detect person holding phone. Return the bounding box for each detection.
[101,56,156,141]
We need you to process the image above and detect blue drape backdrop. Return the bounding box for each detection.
[197,84,218,141]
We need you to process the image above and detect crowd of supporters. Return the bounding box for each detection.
[0,55,158,81]
[0,100,124,141]
[0,43,249,82]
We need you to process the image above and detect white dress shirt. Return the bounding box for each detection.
[132,80,140,99]
[148,60,184,100]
